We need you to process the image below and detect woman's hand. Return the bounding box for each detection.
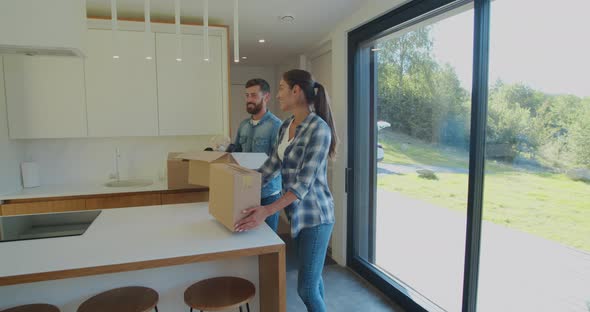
[234,206,270,232]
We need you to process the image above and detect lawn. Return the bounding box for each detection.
[378,130,590,252]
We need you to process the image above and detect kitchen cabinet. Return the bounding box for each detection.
[161,191,209,204]
[3,55,87,139]
[84,29,159,137]
[0,199,86,216]
[2,21,229,139]
[156,33,226,136]
[0,189,208,216]
[85,193,161,210]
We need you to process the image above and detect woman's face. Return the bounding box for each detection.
[277,79,297,112]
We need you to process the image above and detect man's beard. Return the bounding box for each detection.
[247,100,264,115]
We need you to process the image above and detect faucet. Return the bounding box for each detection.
[112,147,121,181]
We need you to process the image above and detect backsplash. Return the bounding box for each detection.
[0,59,25,195]
[21,136,217,185]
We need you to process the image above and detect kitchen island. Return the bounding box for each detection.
[0,203,285,312]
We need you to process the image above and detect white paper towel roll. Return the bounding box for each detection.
[21,162,41,188]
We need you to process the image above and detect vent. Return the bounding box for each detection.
[0,45,83,57]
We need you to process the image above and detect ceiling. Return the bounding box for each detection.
[86,0,364,65]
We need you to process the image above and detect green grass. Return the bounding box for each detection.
[378,130,590,252]
[380,130,470,168]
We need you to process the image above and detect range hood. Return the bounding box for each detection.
[0,0,86,57]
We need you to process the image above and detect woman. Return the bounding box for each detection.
[234,69,337,311]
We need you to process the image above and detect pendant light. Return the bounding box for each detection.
[233,0,239,63]
[144,0,152,60]
[111,0,119,59]
[175,0,182,62]
[203,0,210,62]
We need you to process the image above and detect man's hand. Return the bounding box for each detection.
[234,206,270,232]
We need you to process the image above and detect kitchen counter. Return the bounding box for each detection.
[0,203,286,311]
[0,180,205,202]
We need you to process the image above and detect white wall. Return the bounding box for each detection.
[309,47,333,96]
[275,57,301,120]
[0,57,25,195]
[22,136,213,185]
[312,0,407,265]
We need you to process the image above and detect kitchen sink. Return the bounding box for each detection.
[104,179,153,188]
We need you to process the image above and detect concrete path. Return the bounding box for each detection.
[375,189,590,312]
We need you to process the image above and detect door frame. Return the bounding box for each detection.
[346,0,491,311]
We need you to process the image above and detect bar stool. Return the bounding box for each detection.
[1,304,60,312]
[77,286,159,312]
[184,276,255,312]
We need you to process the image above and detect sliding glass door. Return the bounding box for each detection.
[348,0,589,311]
[477,0,590,311]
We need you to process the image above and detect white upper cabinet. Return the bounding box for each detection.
[1,21,229,139]
[3,55,87,139]
[84,29,159,137]
[156,33,226,136]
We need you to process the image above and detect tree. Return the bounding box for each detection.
[568,106,590,167]
[376,27,469,143]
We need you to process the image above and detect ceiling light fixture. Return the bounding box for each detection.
[242,56,247,60]
[203,0,209,62]
[233,0,239,63]
[144,0,152,60]
[175,0,182,62]
[279,15,295,23]
[111,0,119,59]
[258,39,265,43]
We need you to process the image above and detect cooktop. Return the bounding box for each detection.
[0,210,101,243]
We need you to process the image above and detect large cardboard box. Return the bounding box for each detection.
[175,152,268,187]
[209,163,261,232]
[167,152,194,190]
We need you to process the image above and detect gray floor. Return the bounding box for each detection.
[282,235,405,312]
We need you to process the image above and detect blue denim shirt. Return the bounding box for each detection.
[234,110,282,198]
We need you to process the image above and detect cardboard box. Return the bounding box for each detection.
[167,152,195,190]
[175,152,268,187]
[209,163,261,232]
[176,151,235,187]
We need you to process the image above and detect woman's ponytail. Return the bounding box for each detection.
[283,69,338,158]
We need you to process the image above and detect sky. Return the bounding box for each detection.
[429,0,590,98]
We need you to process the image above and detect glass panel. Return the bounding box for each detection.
[479,0,590,311]
[368,5,474,311]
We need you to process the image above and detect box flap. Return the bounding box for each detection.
[176,151,228,163]
[230,153,268,170]
[225,163,256,175]
[168,152,183,160]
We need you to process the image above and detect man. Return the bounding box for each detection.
[233,78,282,232]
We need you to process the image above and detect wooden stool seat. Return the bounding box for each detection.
[184,277,256,311]
[1,304,60,312]
[77,286,158,312]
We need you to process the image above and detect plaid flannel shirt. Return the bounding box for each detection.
[259,113,335,237]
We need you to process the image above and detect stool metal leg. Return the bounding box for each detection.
[246,303,251,312]
[154,306,159,312]
[239,306,243,312]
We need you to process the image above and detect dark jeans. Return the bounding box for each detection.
[261,193,281,232]
[295,223,334,312]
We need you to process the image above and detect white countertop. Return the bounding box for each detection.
[0,180,187,201]
[0,203,284,279]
